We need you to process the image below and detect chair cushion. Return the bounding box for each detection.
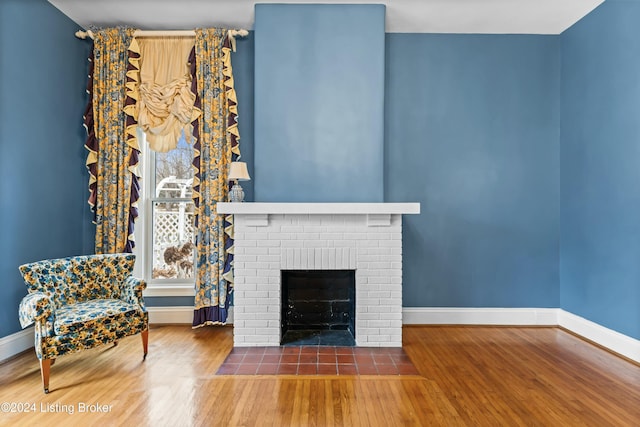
[54,299,140,335]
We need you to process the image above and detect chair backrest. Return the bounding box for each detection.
[19,254,136,308]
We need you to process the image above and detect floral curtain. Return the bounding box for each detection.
[191,28,241,327]
[84,27,141,254]
[84,27,240,325]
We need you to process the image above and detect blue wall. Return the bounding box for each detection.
[3,2,637,343]
[253,4,385,202]
[0,0,92,338]
[233,34,255,202]
[385,34,561,308]
[561,0,640,339]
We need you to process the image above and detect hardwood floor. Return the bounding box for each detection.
[0,325,638,426]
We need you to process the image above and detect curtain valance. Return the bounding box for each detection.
[130,37,201,152]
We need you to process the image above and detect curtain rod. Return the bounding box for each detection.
[75,29,249,40]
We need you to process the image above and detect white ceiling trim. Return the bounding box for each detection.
[47,0,604,35]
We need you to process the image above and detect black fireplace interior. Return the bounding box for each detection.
[281,270,356,346]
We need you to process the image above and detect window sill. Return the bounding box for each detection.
[143,284,195,297]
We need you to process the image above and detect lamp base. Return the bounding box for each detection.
[230,182,245,202]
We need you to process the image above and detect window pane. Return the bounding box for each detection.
[152,201,195,280]
[155,133,194,197]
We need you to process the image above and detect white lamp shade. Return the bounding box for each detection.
[228,162,251,181]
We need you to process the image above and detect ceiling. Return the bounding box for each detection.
[48,0,604,35]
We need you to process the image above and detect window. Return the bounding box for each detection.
[137,130,196,287]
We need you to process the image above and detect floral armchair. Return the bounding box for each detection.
[18,253,148,394]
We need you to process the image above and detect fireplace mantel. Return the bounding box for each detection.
[216,202,420,215]
[218,202,419,227]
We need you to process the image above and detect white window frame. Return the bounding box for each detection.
[135,129,196,297]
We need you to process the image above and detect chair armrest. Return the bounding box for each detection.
[19,292,54,329]
[121,276,147,309]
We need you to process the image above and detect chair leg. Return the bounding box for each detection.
[40,359,51,394]
[141,329,149,360]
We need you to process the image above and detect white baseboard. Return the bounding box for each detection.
[147,306,234,324]
[402,307,639,364]
[402,307,560,326]
[0,327,33,362]
[558,310,640,363]
[147,306,194,324]
[3,308,637,364]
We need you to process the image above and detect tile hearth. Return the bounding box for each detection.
[216,346,420,376]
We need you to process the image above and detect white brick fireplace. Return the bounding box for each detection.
[216,203,420,347]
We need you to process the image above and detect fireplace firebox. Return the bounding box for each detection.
[281,270,356,346]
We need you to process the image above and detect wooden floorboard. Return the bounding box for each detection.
[0,325,638,426]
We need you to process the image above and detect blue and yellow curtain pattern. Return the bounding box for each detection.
[191,28,241,327]
[84,27,141,254]
[84,27,240,326]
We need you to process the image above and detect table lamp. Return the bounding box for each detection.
[228,161,251,202]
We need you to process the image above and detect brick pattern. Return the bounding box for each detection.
[233,214,403,347]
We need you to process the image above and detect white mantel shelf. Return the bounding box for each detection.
[216,202,420,215]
